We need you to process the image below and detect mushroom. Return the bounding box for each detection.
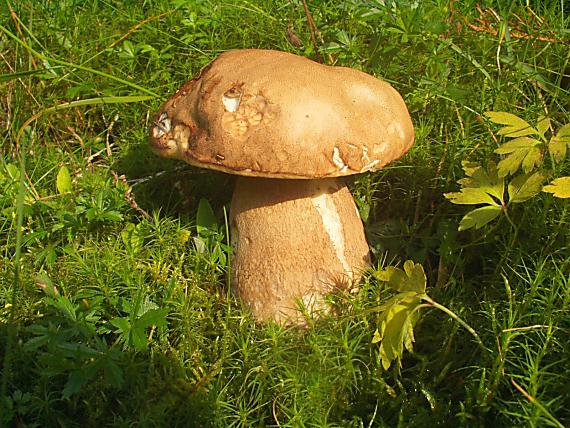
[150,49,414,324]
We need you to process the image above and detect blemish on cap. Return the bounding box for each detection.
[360,160,379,173]
[152,112,171,138]
[332,147,348,173]
[222,87,243,112]
[387,122,404,140]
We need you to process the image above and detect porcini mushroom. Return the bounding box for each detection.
[150,49,414,324]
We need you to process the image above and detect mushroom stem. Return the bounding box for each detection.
[230,177,370,325]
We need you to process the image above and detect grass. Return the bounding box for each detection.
[1,0,569,426]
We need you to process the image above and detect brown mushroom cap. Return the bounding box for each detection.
[150,49,414,178]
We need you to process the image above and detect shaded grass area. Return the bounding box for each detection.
[1,0,569,426]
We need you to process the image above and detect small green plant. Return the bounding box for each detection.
[24,278,126,398]
[372,260,482,370]
[445,112,570,231]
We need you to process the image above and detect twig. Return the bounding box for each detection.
[502,324,549,333]
[104,113,119,157]
[86,142,115,165]
[108,12,170,48]
[300,0,324,62]
[465,21,568,44]
[272,398,281,427]
[462,6,568,45]
[7,0,39,70]
[66,125,84,148]
[112,171,151,220]
[510,378,565,428]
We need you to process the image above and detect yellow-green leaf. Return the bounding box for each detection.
[402,260,427,293]
[508,171,546,203]
[457,161,504,202]
[444,188,499,206]
[521,146,542,172]
[497,149,527,177]
[56,166,72,194]
[458,206,502,231]
[543,177,570,198]
[485,111,537,138]
[549,124,570,162]
[377,295,420,370]
[555,123,570,138]
[121,222,144,254]
[549,135,567,162]
[494,137,543,175]
[375,262,427,293]
[536,115,550,137]
[494,137,541,155]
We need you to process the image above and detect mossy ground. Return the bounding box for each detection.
[1,1,569,426]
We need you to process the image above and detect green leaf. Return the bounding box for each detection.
[5,163,20,180]
[56,166,72,194]
[458,206,502,231]
[543,177,570,198]
[495,137,543,176]
[457,161,504,202]
[103,358,124,387]
[196,198,217,237]
[63,368,96,398]
[50,296,77,321]
[136,308,168,329]
[121,222,144,254]
[497,149,527,177]
[494,137,541,154]
[375,261,426,293]
[444,188,499,206]
[549,124,570,162]
[130,326,148,351]
[508,171,546,204]
[110,317,131,333]
[536,115,550,137]
[376,294,421,370]
[485,111,537,138]
[521,146,543,172]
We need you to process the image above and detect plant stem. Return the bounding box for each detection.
[0,149,26,413]
[422,295,486,352]
[0,24,160,98]
[494,208,520,275]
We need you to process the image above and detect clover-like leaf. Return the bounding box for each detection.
[508,171,547,204]
[485,111,538,138]
[543,177,570,198]
[549,124,570,163]
[458,205,502,231]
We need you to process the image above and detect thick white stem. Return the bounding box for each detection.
[230,177,370,325]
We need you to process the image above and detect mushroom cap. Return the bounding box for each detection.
[150,49,414,178]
